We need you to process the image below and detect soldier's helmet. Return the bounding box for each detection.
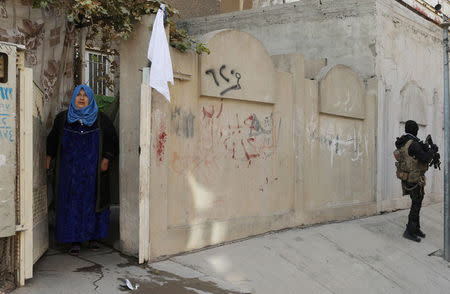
[405,120,418,136]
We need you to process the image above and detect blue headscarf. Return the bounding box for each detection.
[67,85,98,126]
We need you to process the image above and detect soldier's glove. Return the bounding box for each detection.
[431,144,439,153]
[422,142,430,152]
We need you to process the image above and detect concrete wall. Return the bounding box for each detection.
[178,0,445,212]
[119,0,445,258]
[375,0,444,211]
[147,30,295,258]
[0,1,75,128]
[169,0,450,20]
[178,0,377,79]
[167,0,220,19]
[119,15,155,256]
[252,0,297,8]
[127,29,377,260]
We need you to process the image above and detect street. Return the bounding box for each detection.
[10,203,450,294]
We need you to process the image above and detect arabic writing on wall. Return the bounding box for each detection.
[0,86,14,142]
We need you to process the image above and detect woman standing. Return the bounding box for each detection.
[46,85,118,255]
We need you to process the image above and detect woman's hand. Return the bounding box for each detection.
[46,156,52,170]
[101,158,109,172]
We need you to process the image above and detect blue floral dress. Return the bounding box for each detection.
[54,120,110,243]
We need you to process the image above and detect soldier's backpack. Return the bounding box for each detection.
[393,139,428,183]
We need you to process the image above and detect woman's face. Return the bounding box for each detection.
[74,88,89,109]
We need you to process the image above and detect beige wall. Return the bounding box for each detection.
[119,15,156,255]
[375,0,444,212]
[130,30,378,260]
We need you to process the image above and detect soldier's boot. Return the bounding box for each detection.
[404,223,421,242]
[403,229,421,242]
[416,220,426,238]
[415,229,426,238]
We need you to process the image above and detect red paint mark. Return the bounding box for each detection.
[232,131,235,135]
[259,188,264,192]
[238,130,241,134]
[266,177,268,184]
[274,177,278,181]
[244,115,254,127]
[216,103,223,118]
[235,113,242,129]
[220,131,223,138]
[156,131,167,162]
[202,105,214,119]
[232,147,236,159]
[241,139,259,166]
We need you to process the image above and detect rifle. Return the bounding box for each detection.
[425,135,441,170]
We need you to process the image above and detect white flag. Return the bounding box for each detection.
[147,4,174,102]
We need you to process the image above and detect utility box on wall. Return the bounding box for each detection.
[0,41,34,287]
[0,42,18,238]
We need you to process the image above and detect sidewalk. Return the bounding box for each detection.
[12,203,450,294]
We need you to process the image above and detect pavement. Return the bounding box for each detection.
[11,203,450,294]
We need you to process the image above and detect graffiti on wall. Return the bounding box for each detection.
[171,106,195,138]
[205,64,242,96]
[166,101,280,175]
[307,122,366,165]
[0,86,14,142]
[154,122,167,164]
[170,151,219,175]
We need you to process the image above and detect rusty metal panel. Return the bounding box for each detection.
[0,43,16,238]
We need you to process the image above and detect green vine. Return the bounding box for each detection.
[32,0,209,54]
[32,0,209,92]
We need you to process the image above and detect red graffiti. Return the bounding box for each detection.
[199,102,280,169]
[241,139,259,166]
[244,115,254,128]
[216,103,223,118]
[202,105,214,119]
[156,131,167,163]
[232,142,236,159]
[170,151,218,174]
[202,103,223,120]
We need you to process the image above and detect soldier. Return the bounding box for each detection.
[394,120,435,242]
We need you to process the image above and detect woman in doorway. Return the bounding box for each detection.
[46,85,118,255]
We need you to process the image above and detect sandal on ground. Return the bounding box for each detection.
[68,243,81,256]
[88,240,101,251]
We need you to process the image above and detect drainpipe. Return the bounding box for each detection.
[442,14,450,262]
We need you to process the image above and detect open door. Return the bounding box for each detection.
[139,67,151,264]
[30,82,49,269]
[17,57,34,286]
